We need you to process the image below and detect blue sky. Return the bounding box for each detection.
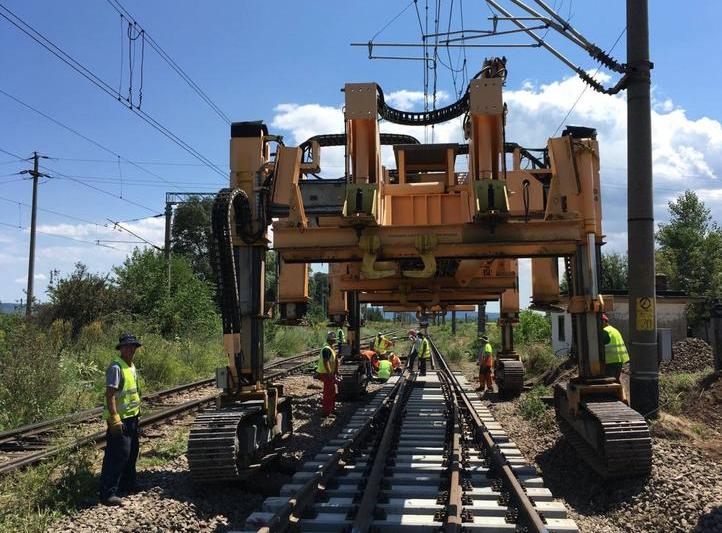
[1,1,722,310]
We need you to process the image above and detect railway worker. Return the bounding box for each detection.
[99,332,142,506]
[389,352,402,373]
[407,329,419,369]
[374,354,393,382]
[361,345,376,379]
[601,314,629,380]
[477,335,494,392]
[336,327,346,351]
[417,331,431,376]
[317,331,338,417]
[375,332,394,356]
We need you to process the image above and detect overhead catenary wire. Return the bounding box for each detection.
[0,2,226,179]
[105,0,232,125]
[552,25,626,136]
[0,88,196,190]
[0,221,121,250]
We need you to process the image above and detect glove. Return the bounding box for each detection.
[108,414,123,437]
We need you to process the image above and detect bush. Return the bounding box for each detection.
[42,263,116,336]
[0,325,66,429]
[522,342,561,378]
[514,309,551,346]
[114,248,220,338]
[517,385,554,429]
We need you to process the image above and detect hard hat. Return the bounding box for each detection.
[480,334,489,342]
[326,330,337,341]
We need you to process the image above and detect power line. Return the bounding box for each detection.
[0,88,194,190]
[552,25,627,136]
[0,2,226,179]
[0,194,101,225]
[107,218,162,250]
[105,0,232,125]
[0,221,121,250]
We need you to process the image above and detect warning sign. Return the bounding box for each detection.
[636,297,655,331]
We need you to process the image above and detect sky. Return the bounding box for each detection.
[1,1,722,312]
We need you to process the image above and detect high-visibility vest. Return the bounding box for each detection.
[337,329,346,344]
[316,345,337,374]
[419,338,431,359]
[103,356,141,420]
[480,342,494,367]
[604,325,630,365]
[377,360,392,379]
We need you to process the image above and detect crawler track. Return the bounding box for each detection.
[247,338,578,532]
[0,333,390,477]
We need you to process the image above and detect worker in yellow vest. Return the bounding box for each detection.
[374,354,393,382]
[336,327,346,352]
[317,331,338,417]
[99,333,142,506]
[374,332,394,355]
[417,332,431,376]
[477,335,494,392]
[602,314,629,380]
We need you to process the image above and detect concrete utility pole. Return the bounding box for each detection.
[626,0,659,417]
[24,152,47,318]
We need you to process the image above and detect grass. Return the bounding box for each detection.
[0,444,96,533]
[659,368,715,416]
[137,427,190,469]
[516,385,555,429]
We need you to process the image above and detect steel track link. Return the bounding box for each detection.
[247,339,579,533]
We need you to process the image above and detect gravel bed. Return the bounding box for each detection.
[49,373,385,532]
[662,338,715,373]
[489,397,722,533]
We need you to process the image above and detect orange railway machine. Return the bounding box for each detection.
[188,57,651,481]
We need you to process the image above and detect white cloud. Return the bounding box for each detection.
[14,273,47,284]
[384,89,449,109]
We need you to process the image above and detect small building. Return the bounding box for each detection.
[551,276,700,356]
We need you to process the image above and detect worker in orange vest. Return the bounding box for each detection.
[389,352,401,372]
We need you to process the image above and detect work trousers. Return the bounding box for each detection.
[605,362,623,381]
[320,374,336,416]
[419,358,428,376]
[479,366,494,391]
[99,415,139,500]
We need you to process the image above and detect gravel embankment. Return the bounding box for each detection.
[490,397,722,533]
[662,338,715,373]
[50,374,384,533]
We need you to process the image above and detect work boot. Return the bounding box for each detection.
[101,496,123,506]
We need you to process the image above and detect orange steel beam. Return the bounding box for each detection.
[337,275,516,292]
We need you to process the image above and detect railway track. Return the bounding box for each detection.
[0,331,398,476]
[246,338,578,533]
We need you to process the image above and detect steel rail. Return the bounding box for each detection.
[0,331,401,476]
[259,373,407,533]
[430,339,549,533]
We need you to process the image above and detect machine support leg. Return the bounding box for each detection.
[627,0,659,417]
[477,302,486,336]
[237,246,266,385]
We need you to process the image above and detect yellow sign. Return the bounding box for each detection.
[636,297,655,331]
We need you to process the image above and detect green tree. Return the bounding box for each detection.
[114,248,220,337]
[307,269,329,321]
[171,196,214,282]
[601,252,628,291]
[656,190,722,325]
[42,263,115,335]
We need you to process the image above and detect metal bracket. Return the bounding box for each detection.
[402,234,438,278]
[359,234,395,279]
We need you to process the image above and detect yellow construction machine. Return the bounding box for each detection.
[188,57,651,481]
